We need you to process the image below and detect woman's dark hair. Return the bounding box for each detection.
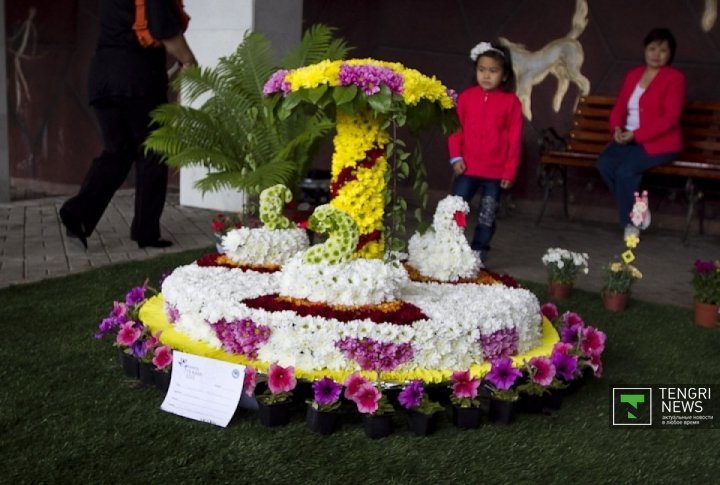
[472,42,516,92]
[643,28,677,64]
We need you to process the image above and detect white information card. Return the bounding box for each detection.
[160,351,245,427]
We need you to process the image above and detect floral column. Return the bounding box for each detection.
[263,58,457,259]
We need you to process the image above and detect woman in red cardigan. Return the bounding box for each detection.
[597,28,686,238]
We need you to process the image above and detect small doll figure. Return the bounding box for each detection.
[629,190,651,230]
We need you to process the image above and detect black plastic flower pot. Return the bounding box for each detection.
[452,406,482,430]
[154,369,171,392]
[406,410,440,436]
[138,362,155,386]
[489,398,516,425]
[257,401,292,427]
[518,394,545,414]
[362,413,394,439]
[306,405,341,435]
[543,389,563,411]
[117,349,139,379]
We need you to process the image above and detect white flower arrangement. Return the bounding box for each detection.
[541,247,590,284]
[160,263,542,373]
[279,254,409,306]
[221,227,309,266]
[407,195,481,281]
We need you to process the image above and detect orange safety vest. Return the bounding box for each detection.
[133,0,190,48]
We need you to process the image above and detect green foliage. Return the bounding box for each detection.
[691,260,720,304]
[145,25,349,197]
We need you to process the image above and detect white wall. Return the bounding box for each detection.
[178,0,254,211]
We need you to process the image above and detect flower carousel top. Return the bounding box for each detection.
[263,58,458,133]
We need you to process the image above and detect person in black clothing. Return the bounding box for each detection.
[60,0,196,249]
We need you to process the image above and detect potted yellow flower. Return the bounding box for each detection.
[601,262,642,311]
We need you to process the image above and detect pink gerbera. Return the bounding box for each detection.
[529,356,556,386]
[581,327,606,356]
[116,321,142,347]
[152,345,173,370]
[267,363,296,394]
[451,370,481,399]
[352,382,381,414]
[244,366,257,396]
[343,371,370,400]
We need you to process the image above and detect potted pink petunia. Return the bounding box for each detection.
[256,363,297,427]
[344,372,395,439]
[398,380,444,436]
[151,344,173,392]
[449,370,482,429]
[306,377,343,435]
[516,357,556,413]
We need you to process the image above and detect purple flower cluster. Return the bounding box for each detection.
[312,377,342,406]
[210,317,271,359]
[335,337,414,372]
[262,69,291,96]
[95,301,129,340]
[694,259,716,274]
[125,286,146,306]
[338,64,404,96]
[165,304,180,324]
[398,380,424,409]
[478,327,518,360]
[485,357,522,390]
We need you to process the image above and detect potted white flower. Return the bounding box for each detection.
[541,248,589,299]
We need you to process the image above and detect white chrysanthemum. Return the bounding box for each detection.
[222,227,309,266]
[160,263,543,373]
[279,254,409,306]
[407,195,481,281]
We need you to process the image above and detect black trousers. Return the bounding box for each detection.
[62,95,168,242]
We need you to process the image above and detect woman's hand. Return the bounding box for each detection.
[500,179,513,189]
[618,130,635,143]
[613,127,625,144]
[452,159,466,175]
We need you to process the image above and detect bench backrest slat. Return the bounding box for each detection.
[561,96,720,168]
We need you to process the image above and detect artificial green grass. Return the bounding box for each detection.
[1,249,719,483]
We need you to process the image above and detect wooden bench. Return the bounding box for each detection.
[536,95,720,241]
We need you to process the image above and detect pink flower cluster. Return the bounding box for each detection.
[478,327,518,360]
[543,303,607,378]
[210,317,271,359]
[335,337,414,372]
[338,64,404,96]
[344,372,382,414]
[451,370,481,399]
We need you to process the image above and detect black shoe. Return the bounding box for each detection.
[59,207,88,250]
[137,239,173,249]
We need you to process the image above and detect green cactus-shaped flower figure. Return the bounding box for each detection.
[259,184,294,230]
[304,204,359,264]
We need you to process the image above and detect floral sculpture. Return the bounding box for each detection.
[264,58,457,259]
[221,184,309,267]
[407,195,481,281]
[259,184,294,230]
[303,204,359,265]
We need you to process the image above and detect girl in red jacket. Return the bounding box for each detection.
[597,28,686,238]
[447,41,523,264]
